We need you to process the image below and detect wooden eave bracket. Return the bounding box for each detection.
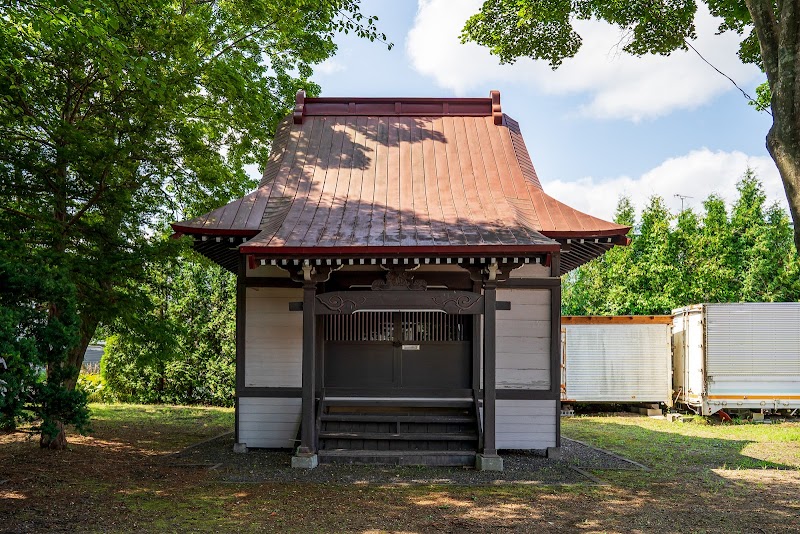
[465,261,523,283]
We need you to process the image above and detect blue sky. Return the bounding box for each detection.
[306,0,783,222]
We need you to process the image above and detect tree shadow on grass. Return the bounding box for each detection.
[3,414,799,533]
[390,420,800,533]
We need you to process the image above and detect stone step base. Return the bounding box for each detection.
[318,449,476,466]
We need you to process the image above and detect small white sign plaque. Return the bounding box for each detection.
[402,344,421,351]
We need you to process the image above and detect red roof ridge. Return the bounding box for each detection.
[293,89,504,125]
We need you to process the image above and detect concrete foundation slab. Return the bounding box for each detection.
[476,453,503,471]
[232,443,248,454]
[546,446,561,460]
[291,453,319,469]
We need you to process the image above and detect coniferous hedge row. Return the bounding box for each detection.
[563,172,800,315]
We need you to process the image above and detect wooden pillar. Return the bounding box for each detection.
[297,282,317,455]
[482,279,497,456]
[471,281,482,393]
[234,255,246,447]
[550,252,562,449]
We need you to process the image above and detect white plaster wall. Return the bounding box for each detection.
[245,287,303,387]
[510,263,550,278]
[496,399,557,450]
[238,397,301,448]
[246,264,291,278]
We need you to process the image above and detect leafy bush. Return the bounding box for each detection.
[76,372,107,404]
[101,256,235,406]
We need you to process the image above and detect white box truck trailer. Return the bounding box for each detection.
[672,303,800,415]
[561,316,673,405]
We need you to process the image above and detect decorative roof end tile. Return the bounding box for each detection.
[293,89,305,124]
[491,90,502,125]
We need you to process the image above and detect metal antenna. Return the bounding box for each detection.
[674,194,693,212]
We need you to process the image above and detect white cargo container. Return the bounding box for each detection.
[672,303,800,415]
[561,316,673,405]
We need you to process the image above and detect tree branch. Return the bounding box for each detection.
[744,0,780,86]
[206,20,280,64]
[9,132,57,148]
[63,172,109,230]
[1,205,47,223]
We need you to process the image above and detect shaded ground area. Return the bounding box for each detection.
[1,405,799,533]
[170,434,638,485]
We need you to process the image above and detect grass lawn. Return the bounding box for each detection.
[1,404,799,533]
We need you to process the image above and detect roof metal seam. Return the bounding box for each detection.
[255,115,318,246]
[300,115,348,246]
[275,113,329,247]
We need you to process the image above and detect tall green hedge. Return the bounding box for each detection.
[563,172,800,315]
[101,255,235,406]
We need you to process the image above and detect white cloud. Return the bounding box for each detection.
[406,0,761,121]
[543,149,788,221]
[316,58,346,75]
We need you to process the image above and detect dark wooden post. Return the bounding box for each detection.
[233,255,247,452]
[482,279,497,456]
[471,281,482,393]
[550,252,562,452]
[297,281,317,457]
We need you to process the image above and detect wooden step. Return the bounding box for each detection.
[319,431,477,441]
[321,414,475,424]
[324,398,473,408]
[318,449,476,466]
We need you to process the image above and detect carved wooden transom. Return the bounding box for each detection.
[371,268,427,291]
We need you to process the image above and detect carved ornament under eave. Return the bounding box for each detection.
[371,269,427,291]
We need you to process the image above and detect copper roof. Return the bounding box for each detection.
[172,91,630,274]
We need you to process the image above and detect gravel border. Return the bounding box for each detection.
[167,434,646,486]
[560,437,651,471]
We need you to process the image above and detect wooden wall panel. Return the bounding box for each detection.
[496,319,550,338]
[496,369,550,389]
[245,287,303,388]
[495,289,550,390]
[499,303,551,321]
[496,399,557,450]
[238,397,301,448]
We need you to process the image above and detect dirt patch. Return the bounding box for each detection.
[2,406,800,533]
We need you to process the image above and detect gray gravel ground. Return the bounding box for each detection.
[168,434,644,485]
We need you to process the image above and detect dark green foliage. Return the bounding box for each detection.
[462,0,699,67]
[0,255,90,438]
[101,256,236,406]
[563,172,800,315]
[0,0,385,442]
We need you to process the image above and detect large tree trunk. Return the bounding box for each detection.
[744,0,800,251]
[767,126,800,252]
[64,324,96,391]
[38,318,99,449]
[39,421,67,450]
